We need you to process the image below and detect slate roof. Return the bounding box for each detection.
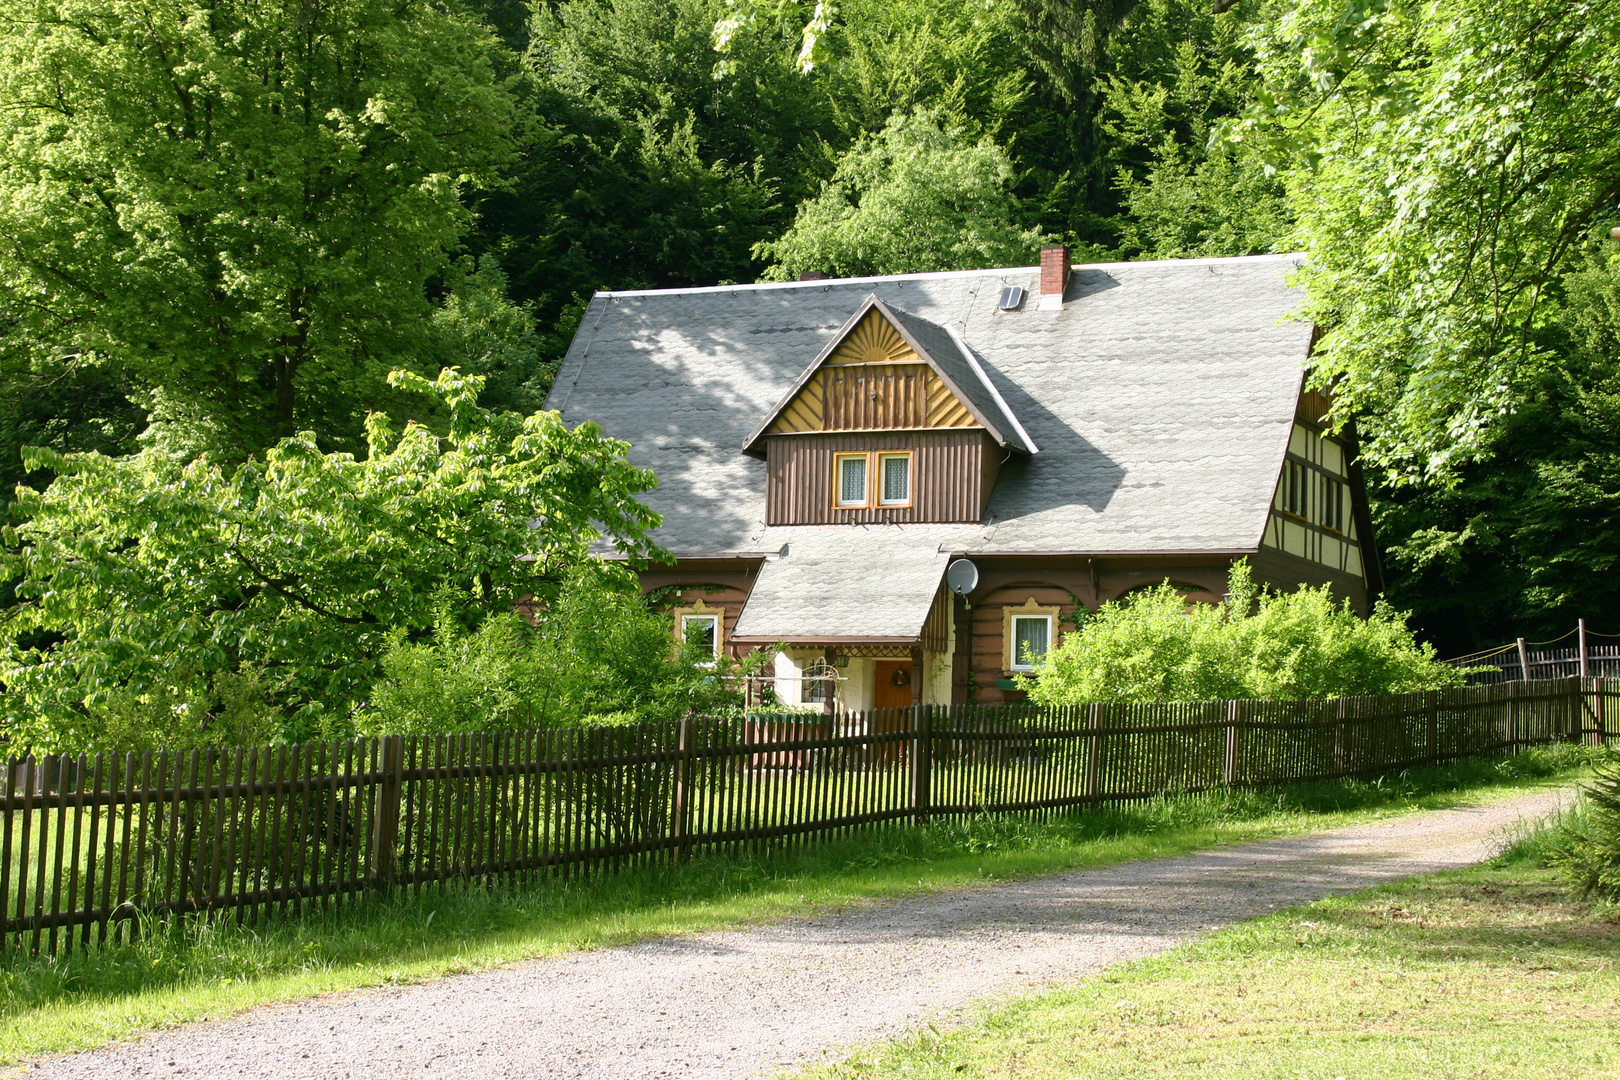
[547,254,1313,642]
[728,529,950,641]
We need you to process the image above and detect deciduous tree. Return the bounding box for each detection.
[0,0,516,459]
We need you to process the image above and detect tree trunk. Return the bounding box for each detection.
[274,355,299,440]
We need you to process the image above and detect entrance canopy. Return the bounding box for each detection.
[730,530,949,644]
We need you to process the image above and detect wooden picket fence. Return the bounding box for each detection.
[2,677,1609,958]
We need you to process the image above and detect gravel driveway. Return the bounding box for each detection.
[23,788,1569,1079]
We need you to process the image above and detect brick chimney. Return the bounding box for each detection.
[799,271,829,281]
[1038,245,1069,310]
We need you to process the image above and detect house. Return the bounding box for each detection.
[546,247,1382,710]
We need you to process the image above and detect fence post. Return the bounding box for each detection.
[1579,619,1589,678]
[910,705,932,824]
[671,716,692,860]
[1569,676,1584,745]
[1223,699,1239,786]
[1505,680,1517,747]
[1517,637,1531,683]
[1083,702,1103,800]
[1599,676,1610,746]
[369,735,404,888]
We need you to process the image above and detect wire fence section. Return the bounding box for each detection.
[1453,644,1620,683]
[4,677,1610,957]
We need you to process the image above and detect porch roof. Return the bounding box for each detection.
[729,529,948,643]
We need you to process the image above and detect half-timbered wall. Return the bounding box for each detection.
[1260,420,1365,580]
[764,430,998,524]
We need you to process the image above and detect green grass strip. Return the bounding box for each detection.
[796,792,1618,1080]
[0,745,1593,1067]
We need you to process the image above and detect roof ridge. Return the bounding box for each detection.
[595,253,1306,300]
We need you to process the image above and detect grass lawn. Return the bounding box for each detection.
[0,746,1591,1067]
[799,809,1618,1080]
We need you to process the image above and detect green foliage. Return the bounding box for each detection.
[0,370,663,753]
[1024,563,1462,704]
[755,109,1050,279]
[1101,0,1288,257]
[0,0,517,461]
[1250,0,1620,482]
[473,0,809,321]
[359,574,761,733]
[1550,753,1620,901]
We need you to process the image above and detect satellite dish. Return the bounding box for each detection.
[946,558,979,597]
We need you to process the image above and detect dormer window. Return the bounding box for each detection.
[835,453,868,507]
[878,453,911,506]
[750,297,1035,526]
[831,451,914,509]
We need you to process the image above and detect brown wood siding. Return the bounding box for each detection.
[823,364,929,430]
[970,584,1082,704]
[765,431,992,525]
[921,585,952,654]
[980,438,1005,517]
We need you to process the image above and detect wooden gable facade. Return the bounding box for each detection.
[747,300,1016,526]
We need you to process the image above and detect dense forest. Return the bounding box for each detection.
[0,0,1616,664]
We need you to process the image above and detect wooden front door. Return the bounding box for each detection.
[872,660,914,710]
[868,660,915,764]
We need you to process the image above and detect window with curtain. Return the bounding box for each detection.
[1011,615,1052,671]
[836,454,867,506]
[879,453,910,505]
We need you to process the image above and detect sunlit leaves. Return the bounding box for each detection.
[0,0,516,460]
[0,371,663,752]
[1244,0,1620,481]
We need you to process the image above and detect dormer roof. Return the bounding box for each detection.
[739,295,1036,458]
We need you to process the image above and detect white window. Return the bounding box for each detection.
[836,454,868,507]
[879,453,910,505]
[1010,615,1052,671]
[680,613,720,664]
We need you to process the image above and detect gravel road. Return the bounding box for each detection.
[21,788,1569,1080]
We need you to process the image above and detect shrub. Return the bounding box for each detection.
[358,569,768,733]
[1550,754,1620,900]
[1023,562,1462,705]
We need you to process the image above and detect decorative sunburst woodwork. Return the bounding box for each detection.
[826,310,917,366]
[766,309,981,435]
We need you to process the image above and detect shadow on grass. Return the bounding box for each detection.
[0,744,1592,1033]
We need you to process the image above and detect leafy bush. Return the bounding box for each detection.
[1550,754,1620,901]
[0,369,662,753]
[359,570,770,733]
[1023,562,1463,705]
